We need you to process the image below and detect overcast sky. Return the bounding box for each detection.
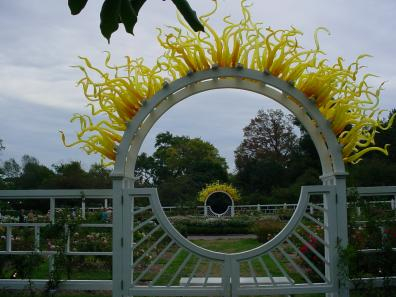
[0,0,395,173]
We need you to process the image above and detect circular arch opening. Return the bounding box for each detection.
[205,192,234,216]
[113,68,346,258]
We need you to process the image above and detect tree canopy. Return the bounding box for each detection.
[233,109,323,203]
[235,109,298,165]
[135,132,228,206]
[0,157,111,191]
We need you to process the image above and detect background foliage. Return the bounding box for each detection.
[1,109,396,206]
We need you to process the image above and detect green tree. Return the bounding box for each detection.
[17,156,55,189]
[234,109,299,199]
[136,132,228,206]
[235,109,298,165]
[2,158,21,180]
[135,152,157,186]
[347,110,396,187]
[68,0,204,42]
[51,161,88,189]
[0,158,21,189]
[0,139,4,151]
[87,163,112,188]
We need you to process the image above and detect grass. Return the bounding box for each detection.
[192,238,259,253]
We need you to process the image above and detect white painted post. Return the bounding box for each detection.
[49,198,55,274]
[6,226,12,252]
[50,198,55,223]
[112,176,124,297]
[112,175,134,297]
[34,225,40,252]
[81,199,86,220]
[322,173,349,297]
[310,205,314,215]
[105,198,108,209]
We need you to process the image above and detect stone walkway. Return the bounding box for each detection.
[187,234,257,240]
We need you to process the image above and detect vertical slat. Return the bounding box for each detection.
[231,259,240,297]
[222,257,231,297]
[123,193,132,289]
[130,196,134,284]
[65,224,70,253]
[258,256,275,286]
[6,226,12,252]
[150,247,183,286]
[203,261,213,287]
[278,246,312,284]
[167,252,193,286]
[268,252,293,284]
[50,198,55,223]
[247,260,258,286]
[186,257,203,286]
[48,254,54,274]
[34,225,40,252]
[81,198,86,220]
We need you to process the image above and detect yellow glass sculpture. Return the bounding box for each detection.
[197,181,241,203]
[61,0,395,166]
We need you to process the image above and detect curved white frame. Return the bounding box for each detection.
[112,68,345,178]
[112,68,349,297]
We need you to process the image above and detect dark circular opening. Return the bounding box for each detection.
[206,192,232,214]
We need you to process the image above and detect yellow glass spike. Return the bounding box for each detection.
[62,0,394,167]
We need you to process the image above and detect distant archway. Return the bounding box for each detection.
[204,191,234,217]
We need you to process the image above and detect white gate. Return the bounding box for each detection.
[117,185,338,297]
[111,68,349,297]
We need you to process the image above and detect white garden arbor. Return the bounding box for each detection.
[111,67,349,297]
[204,191,235,218]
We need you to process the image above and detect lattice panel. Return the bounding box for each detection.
[131,195,225,289]
[237,192,330,289]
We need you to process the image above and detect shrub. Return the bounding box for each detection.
[250,219,284,243]
[276,208,294,220]
[170,215,255,236]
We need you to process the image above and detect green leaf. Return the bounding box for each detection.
[120,0,138,35]
[130,0,147,15]
[171,0,204,32]
[100,0,122,43]
[68,0,89,15]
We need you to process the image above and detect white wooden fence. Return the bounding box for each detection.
[0,187,395,292]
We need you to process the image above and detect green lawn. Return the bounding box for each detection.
[193,238,259,253]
